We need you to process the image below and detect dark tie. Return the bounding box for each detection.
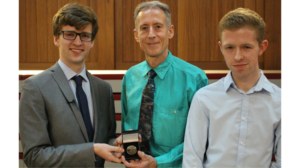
[72,75,94,142]
[138,69,157,155]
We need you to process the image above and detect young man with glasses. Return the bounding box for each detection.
[19,3,123,167]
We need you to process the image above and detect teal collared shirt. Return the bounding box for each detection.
[121,51,208,167]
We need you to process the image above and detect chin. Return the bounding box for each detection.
[146,51,162,57]
[70,58,85,64]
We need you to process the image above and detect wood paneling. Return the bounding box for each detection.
[88,0,115,69]
[25,0,37,63]
[36,0,48,62]
[264,0,281,70]
[19,0,114,70]
[20,0,281,70]
[19,0,27,63]
[47,0,60,62]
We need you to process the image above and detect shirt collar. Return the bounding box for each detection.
[223,69,274,93]
[223,71,234,92]
[141,51,173,80]
[253,70,274,93]
[58,59,88,81]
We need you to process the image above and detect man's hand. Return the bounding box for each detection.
[113,134,142,148]
[93,143,124,163]
[121,151,157,168]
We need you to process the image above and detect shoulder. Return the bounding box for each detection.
[172,56,207,80]
[262,74,281,98]
[194,78,224,97]
[124,61,146,78]
[23,69,53,86]
[88,73,112,90]
[267,81,281,102]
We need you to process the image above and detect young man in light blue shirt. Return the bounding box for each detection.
[113,1,208,167]
[183,8,281,168]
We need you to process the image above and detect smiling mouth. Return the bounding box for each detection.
[148,42,159,46]
[70,49,83,52]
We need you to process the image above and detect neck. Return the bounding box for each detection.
[232,69,261,93]
[146,50,169,69]
[60,59,85,74]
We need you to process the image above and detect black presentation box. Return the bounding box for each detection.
[122,130,141,161]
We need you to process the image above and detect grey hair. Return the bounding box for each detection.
[134,1,171,30]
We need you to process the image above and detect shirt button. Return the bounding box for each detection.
[240,141,243,145]
[238,165,241,168]
[174,111,177,113]
[244,94,247,97]
[242,117,246,121]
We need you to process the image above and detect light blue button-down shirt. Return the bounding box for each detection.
[121,51,208,167]
[183,70,281,168]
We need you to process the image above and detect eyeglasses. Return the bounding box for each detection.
[60,31,92,42]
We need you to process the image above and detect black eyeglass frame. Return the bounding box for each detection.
[60,31,93,42]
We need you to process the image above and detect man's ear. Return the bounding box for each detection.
[91,40,94,48]
[258,40,268,56]
[218,41,223,54]
[54,36,60,47]
[134,29,139,42]
[168,25,174,39]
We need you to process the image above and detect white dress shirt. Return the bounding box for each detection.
[58,60,94,126]
[183,70,281,168]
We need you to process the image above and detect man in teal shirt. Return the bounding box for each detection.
[114,1,208,167]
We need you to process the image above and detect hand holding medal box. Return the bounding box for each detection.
[122,130,141,161]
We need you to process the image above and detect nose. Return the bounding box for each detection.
[73,34,82,45]
[234,48,243,62]
[148,27,156,39]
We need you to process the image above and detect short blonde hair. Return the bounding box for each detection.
[219,8,266,44]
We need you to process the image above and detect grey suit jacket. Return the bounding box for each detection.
[19,63,117,168]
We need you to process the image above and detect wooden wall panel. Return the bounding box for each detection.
[103,0,115,69]
[20,0,281,70]
[264,0,281,70]
[36,0,48,62]
[122,0,143,62]
[159,0,178,57]
[47,0,60,63]
[25,0,37,63]
[20,0,114,70]
[19,0,27,63]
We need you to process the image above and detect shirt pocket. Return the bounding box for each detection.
[152,105,188,148]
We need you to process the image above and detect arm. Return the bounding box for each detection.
[183,90,208,168]
[20,78,123,167]
[153,73,208,167]
[154,143,184,167]
[19,78,95,167]
[153,73,209,167]
[271,120,281,168]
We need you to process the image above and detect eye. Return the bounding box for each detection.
[156,25,161,29]
[226,46,233,50]
[65,32,75,37]
[244,46,251,49]
[141,27,147,30]
[81,33,91,38]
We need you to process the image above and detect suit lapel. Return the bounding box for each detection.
[87,71,101,141]
[50,63,89,142]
